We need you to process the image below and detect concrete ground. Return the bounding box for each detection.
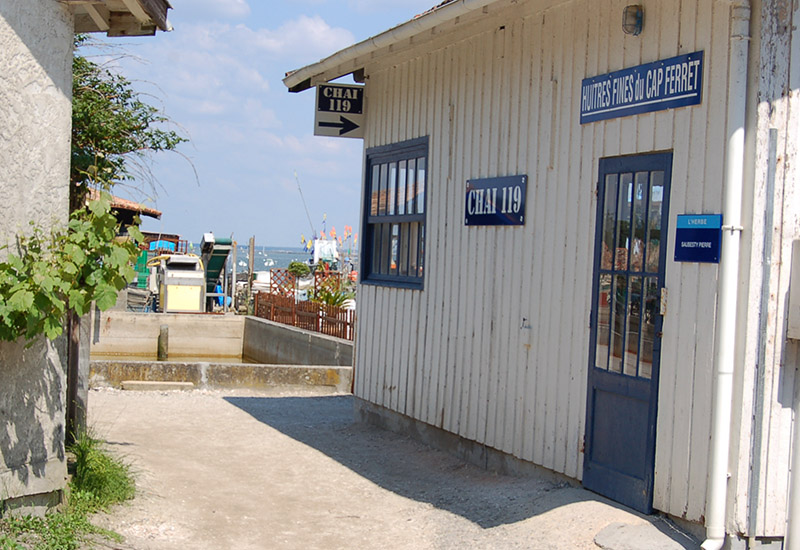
[87,388,701,550]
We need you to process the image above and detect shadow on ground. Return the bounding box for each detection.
[223,394,698,548]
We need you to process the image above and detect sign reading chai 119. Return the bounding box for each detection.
[465,175,527,226]
[580,51,704,124]
[314,83,365,139]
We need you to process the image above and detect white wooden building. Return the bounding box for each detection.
[284,1,800,547]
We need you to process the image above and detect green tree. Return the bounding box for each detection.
[70,35,186,212]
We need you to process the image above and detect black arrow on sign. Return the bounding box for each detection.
[319,115,359,136]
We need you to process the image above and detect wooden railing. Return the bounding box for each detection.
[254,282,356,341]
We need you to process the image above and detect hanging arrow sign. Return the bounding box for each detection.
[318,115,360,136]
[314,83,365,139]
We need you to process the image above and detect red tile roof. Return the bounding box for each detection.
[87,189,162,219]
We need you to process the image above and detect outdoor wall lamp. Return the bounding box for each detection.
[622,5,644,36]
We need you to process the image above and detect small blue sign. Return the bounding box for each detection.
[580,51,704,124]
[674,214,722,263]
[465,175,527,226]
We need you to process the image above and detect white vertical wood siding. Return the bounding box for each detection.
[352,0,794,533]
[729,0,800,537]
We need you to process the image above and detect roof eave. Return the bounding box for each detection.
[282,0,499,92]
[66,0,173,37]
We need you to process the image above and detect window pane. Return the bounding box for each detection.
[378,164,388,216]
[406,158,416,214]
[371,224,383,275]
[408,222,419,277]
[595,273,612,370]
[416,157,426,214]
[388,162,397,216]
[370,164,379,216]
[399,223,410,276]
[631,172,648,272]
[418,224,425,278]
[608,274,626,374]
[380,223,392,274]
[645,171,664,273]
[390,224,400,275]
[624,276,643,376]
[638,277,658,379]
[601,174,618,270]
[615,173,633,271]
[397,160,407,215]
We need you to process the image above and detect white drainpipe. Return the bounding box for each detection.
[788,324,800,550]
[701,1,751,550]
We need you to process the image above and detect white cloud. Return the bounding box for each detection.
[170,0,251,20]
[234,16,355,62]
[346,0,436,15]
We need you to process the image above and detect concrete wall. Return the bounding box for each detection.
[0,0,74,511]
[0,1,72,252]
[243,317,353,367]
[90,311,353,367]
[90,361,353,393]
[91,311,246,359]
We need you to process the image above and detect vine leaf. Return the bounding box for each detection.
[8,289,34,311]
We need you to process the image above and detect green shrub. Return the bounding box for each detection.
[287,261,310,278]
[310,288,354,307]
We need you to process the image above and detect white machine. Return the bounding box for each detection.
[155,254,205,313]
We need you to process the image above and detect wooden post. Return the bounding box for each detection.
[157,324,168,361]
[231,239,237,312]
[66,311,80,445]
[248,236,255,313]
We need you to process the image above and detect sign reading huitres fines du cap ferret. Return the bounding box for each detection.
[580,51,704,124]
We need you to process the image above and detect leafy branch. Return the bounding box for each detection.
[0,193,142,343]
[70,35,187,211]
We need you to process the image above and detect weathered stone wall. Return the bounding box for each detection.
[0,1,74,510]
[0,339,69,508]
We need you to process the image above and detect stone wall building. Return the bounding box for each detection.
[0,0,171,513]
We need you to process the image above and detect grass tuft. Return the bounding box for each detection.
[70,431,135,510]
[0,430,134,549]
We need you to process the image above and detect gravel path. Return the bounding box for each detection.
[86,388,698,550]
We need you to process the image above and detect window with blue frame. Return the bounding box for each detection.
[362,136,428,288]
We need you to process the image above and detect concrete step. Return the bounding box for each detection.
[120,380,195,391]
[594,522,699,550]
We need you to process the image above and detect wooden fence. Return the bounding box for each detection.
[254,270,356,341]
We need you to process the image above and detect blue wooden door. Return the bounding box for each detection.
[583,152,672,513]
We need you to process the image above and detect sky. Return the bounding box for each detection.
[92,0,438,247]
